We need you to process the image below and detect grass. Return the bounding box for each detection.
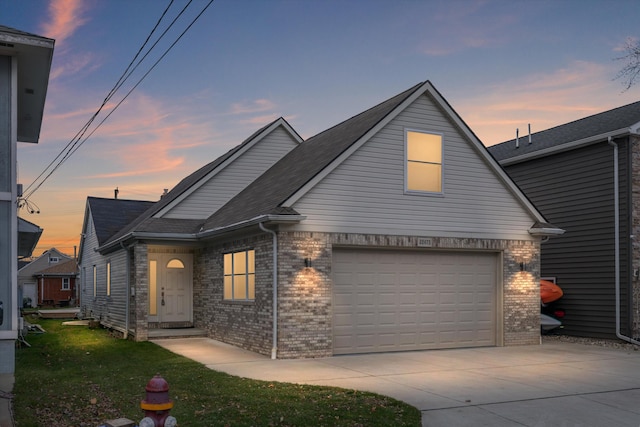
[14,317,421,426]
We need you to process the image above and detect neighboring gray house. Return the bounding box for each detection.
[0,25,54,374]
[79,81,563,358]
[18,248,71,308]
[488,101,640,341]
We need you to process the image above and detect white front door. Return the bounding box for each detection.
[148,252,193,324]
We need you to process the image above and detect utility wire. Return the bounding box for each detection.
[22,0,215,203]
[22,0,176,199]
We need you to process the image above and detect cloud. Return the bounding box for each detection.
[454,60,640,146]
[230,99,276,115]
[41,0,88,45]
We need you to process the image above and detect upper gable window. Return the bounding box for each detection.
[406,130,443,193]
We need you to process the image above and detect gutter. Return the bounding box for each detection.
[259,222,279,360]
[198,214,305,240]
[608,136,640,346]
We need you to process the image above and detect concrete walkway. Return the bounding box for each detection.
[154,338,640,426]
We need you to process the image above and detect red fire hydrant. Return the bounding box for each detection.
[139,374,177,427]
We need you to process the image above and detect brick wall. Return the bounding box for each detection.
[132,243,148,342]
[192,230,540,358]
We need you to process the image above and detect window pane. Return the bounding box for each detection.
[247,250,255,274]
[233,252,246,274]
[408,132,441,163]
[224,253,232,275]
[224,276,233,299]
[106,262,111,296]
[166,259,184,269]
[149,260,157,315]
[408,162,442,192]
[248,274,255,299]
[234,275,247,299]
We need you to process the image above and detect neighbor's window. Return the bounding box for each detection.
[62,278,70,290]
[106,261,111,296]
[224,249,255,301]
[406,130,443,193]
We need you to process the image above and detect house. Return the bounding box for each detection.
[33,258,79,307]
[79,81,563,358]
[17,248,71,308]
[488,101,640,341]
[0,25,54,374]
[17,217,43,259]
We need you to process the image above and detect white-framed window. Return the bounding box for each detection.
[62,278,70,290]
[50,256,59,263]
[106,261,111,296]
[223,249,255,301]
[93,265,97,298]
[405,130,443,194]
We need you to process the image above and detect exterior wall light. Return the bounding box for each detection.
[304,257,312,268]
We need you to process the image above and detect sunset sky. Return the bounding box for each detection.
[4,0,640,258]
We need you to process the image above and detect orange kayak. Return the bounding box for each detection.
[540,280,563,304]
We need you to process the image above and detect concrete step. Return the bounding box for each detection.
[148,328,207,339]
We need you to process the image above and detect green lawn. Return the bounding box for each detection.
[14,317,421,426]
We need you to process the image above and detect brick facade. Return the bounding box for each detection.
[176,230,540,359]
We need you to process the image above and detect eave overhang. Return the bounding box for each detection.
[97,214,306,254]
[528,221,565,237]
[197,214,306,240]
[499,127,637,166]
[0,27,55,143]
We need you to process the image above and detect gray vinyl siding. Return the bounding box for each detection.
[162,127,299,219]
[102,250,127,332]
[290,94,536,240]
[503,139,631,339]
[79,211,130,331]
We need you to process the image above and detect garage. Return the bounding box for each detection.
[332,248,498,354]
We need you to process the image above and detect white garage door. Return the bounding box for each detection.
[333,248,497,354]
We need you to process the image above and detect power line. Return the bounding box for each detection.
[21,0,215,204]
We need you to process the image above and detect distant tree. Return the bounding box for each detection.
[614,38,640,91]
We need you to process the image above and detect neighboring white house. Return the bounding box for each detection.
[80,81,563,358]
[0,26,54,374]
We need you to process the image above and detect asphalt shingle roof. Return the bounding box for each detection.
[488,100,640,162]
[202,82,424,231]
[87,197,155,246]
[36,258,78,275]
[103,117,292,245]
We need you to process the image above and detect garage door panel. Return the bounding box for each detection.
[333,248,497,354]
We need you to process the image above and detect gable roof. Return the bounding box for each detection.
[489,100,640,164]
[101,117,301,247]
[98,80,562,251]
[201,83,424,231]
[87,197,155,246]
[201,81,554,234]
[35,258,78,276]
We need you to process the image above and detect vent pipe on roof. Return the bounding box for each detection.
[515,128,519,148]
[114,187,119,199]
[528,124,532,144]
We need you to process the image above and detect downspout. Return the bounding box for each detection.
[608,136,640,345]
[258,222,278,359]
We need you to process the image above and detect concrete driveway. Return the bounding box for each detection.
[153,338,640,426]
